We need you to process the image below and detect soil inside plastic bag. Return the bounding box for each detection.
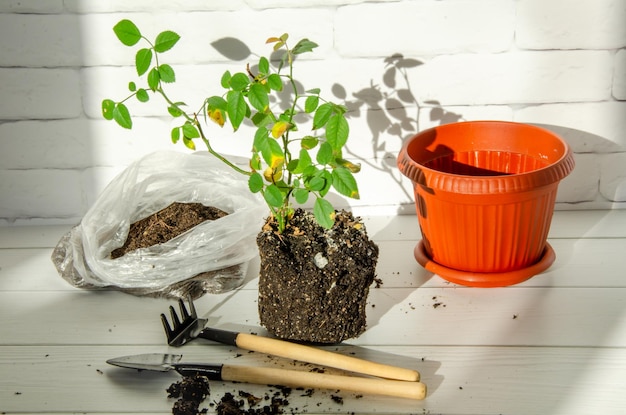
[111,202,229,258]
[104,201,241,300]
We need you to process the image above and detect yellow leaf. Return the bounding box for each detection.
[337,158,361,173]
[263,167,282,183]
[270,155,284,169]
[208,108,225,127]
[271,121,291,138]
[183,137,196,151]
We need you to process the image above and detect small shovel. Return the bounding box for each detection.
[107,353,427,401]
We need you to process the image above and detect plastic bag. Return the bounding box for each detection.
[52,150,267,298]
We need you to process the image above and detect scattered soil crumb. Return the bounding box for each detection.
[167,374,211,415]
[431,296,446,308]
[216,390,289,415]
[331,395,344,404]
[374,278,383,288]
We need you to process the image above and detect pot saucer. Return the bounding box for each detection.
[413,241,556,287]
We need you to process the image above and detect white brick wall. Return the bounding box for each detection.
[0,0,624,225]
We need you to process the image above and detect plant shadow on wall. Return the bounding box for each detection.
[331,53,464,214]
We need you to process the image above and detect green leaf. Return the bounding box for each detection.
[182,122,200,139]
[112,103,132,129]
[207,96,227,111]
[317,170,333,197]
[291,148,312,174]
[227,90,247,130]
[293,188,309,204]
[263,184,284,208]
[154,30,180,53]
[248,172,264,193]
[253,127,269,153]
[220,71,232,89]
[287,159,299,172]
[326,113,349,150]
[135,48,152,76]
[293,38,318,55]
[128,81,137,92]
[307,174,325,192]
[248,83,269,112]
[313,103,333,130]
[267,74,283,91]
[229,72,249,91]
[306,88,321,95]
[304,95,319,113]
[101,99,115,120]
[158,64,176,83]
[250,153,262,171]
[332,167,360,199]
[316,142,333,165]
[113,19,142,46]
[147,67,160,91]
[168,105,184,117]
[258,56,270,75]
[301,136,319,150]
[313,198,335,229]
[171,126,181,144]
[251,111,271,128]
[136,88,150,102]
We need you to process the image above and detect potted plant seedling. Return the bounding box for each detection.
[102,19,379,343]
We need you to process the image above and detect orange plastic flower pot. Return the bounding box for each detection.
[397,121,575,287]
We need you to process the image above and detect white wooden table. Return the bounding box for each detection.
[1,210,625,414]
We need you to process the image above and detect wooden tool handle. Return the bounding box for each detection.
[222,364,427,401]
[235,332,419,382]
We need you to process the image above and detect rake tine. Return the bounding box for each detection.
[186,295,198,319]
[160,313,173,340]
[176,298,188,321]
[169,305,181,328]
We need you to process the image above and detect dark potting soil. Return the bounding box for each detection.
[167,376,292,415]
[110,202,228,258]
[257,208,380,344]
[108,202,236,299]
[167,374,211,415]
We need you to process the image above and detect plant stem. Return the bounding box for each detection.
[157,85,251,177]
[194,118,251,176]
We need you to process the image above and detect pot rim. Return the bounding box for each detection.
[398,121,575,194]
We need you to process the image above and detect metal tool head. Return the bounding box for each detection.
[160,295,208,347]
[106,353,183,372]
